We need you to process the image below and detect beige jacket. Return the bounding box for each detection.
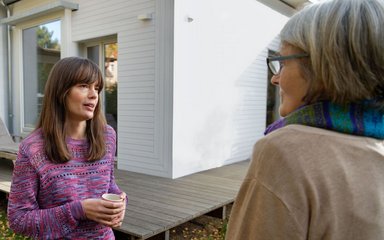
[226,125,384,240]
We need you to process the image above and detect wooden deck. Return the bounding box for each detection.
[0,159,12,193]
[0,159,249,240]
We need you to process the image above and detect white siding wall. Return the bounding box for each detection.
[4,0,289,178]
[268,37,281,55]
[173,0,288,178]
[70,0,173,177]
[7,0,173,177]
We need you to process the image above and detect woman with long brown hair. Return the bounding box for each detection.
[8,57,126,239]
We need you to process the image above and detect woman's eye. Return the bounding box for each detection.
[79,84,88,88]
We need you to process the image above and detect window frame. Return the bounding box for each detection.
[81,36,117,115]
[12,12,64,136]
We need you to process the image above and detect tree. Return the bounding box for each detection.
[105,43,118,58]
[37,26,60,50]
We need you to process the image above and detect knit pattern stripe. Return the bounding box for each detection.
[265,101,384,139]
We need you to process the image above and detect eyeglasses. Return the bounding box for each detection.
[266,53,309,75]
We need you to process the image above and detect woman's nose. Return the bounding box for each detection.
[88,87,98,99]
[271,75,279,86]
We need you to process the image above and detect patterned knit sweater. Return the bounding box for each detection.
[7,125,123,239]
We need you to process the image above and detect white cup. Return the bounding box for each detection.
[101,193,123,202]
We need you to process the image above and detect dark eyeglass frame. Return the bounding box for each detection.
[266,53,309,75]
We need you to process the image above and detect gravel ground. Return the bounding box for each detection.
[168,205,231,240]
[168,216,228,240]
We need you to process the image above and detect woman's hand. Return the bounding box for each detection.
[81,196,125,227]
[110,192,127,228]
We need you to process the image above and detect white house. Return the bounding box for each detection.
[0,0,312,178]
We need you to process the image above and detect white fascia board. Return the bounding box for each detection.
[257,0,297,17]
[0,0,78,25]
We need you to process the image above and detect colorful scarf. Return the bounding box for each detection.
[264,101,384,139]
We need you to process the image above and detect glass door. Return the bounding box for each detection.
[104,43,118,133]
[86,42,118,133]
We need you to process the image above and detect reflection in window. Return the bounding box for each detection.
[104,43,118,133]
[23,20,61,129]
[86,43,118,134]
[266,50,280,126]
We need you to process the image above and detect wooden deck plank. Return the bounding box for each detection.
[121,181,230,205]
[0,152,16,161]
[127,198,194,219]
[127,195,198,216]
[127,204,181,222]
[115,161,249,238]
[0,183,10,193]
[119,175,236,201]
[178,174,244,190]
[126,193,226,220]
[125,169,244,189]
[126,187,216,210]
[120,184,228,206]
[0,160,13,193]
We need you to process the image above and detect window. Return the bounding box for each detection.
[266,50,280,126]
[104,43,118,133]
[22,20,61,129]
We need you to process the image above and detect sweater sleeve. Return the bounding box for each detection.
[107,158,122,195]
[7,147,86,239]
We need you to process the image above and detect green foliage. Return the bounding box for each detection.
[37,26,60,50]
[105,83,117,118]
[38,63,54,93]
[220,221,228,238]
[105,44,118,59]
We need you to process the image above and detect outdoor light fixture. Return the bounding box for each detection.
[137,13,152,21]
[186,16,194,22]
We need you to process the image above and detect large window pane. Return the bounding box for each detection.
[87,46,99,65]
[23,20,61,129]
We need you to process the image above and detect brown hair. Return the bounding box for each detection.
[36,57,106,163]
[280,0,384,106]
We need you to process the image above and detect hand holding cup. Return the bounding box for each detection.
[101,192,127,228]
[81,192,126,227]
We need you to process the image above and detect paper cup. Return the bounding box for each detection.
[102,193,123,202]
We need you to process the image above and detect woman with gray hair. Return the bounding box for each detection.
[226,0,384,239]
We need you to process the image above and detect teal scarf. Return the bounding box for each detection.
[265,101,384,139]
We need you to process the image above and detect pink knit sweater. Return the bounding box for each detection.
[8,125,123,239]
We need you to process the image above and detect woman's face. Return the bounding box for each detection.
[271,44,309,117]
[65,82,99,123]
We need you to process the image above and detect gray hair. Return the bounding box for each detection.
[280,0,384,106]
